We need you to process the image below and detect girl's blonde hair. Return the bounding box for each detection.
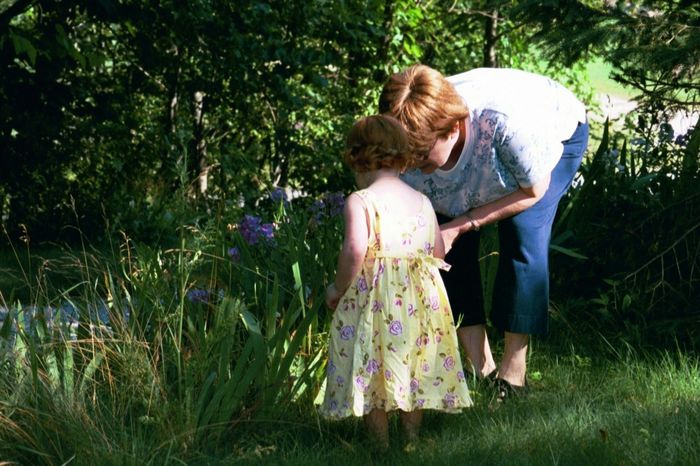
[343,115,411,173]
[378,64,470,161]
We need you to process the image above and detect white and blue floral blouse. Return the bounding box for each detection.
[401,68,587,218]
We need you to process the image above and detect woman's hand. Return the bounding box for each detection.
[325,283,343,310]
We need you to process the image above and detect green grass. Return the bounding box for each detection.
[3,314,698,465]
[223,343,700,466]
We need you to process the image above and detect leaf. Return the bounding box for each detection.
[79,350,105,397]
[549,243,588,260]
[622,294,632,310]
[0,310,13,339]
[9,31,36,65]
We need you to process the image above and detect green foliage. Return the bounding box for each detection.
[0,0,585,244]
[551,108,699,350]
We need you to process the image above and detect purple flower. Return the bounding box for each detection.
[327,360,336,375]
[457,370,465,382]
[260,223,274,240]
[373,263,385,286]
[324,191,346,216]
[443,356,455,371]
[336,375,345,386]
[269,187,288,204]
[329,400,338,411]
[410,378,419,393]
[388,320,403,336]
[309,199,326,223]
[384,370,392,380]
[444,393,457,408]
[424,241,434,255]
[366,359,380,374]
[339,325,355,340]
[309,192,346,224]
[357,277,368,292]
[227,247,241,262]
[186,289,209,303]
[430,295,440,310]
[422,362,430,373]
[371,300,383,313]
[408,304,417,317]
[417,399,425,408]
[415,335,429,347]
[354,376,367,392]
[238,215,275,245]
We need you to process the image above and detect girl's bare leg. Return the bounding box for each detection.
[399,410,423,441]
[364,408,389,450]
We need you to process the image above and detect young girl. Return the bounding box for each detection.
[320,115,472,448]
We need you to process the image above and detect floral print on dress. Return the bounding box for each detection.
[319,189,472,418]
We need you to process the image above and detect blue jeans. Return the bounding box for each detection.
[440,120,589,335]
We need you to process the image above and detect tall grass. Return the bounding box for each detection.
[0,191,344,464]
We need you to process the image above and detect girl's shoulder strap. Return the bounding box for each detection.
[350,189,379,241]
[353,189,379,212]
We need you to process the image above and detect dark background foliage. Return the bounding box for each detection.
[1,0,698,348]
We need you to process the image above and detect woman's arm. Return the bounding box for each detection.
[440,173,551,252]
[325,194,368,309]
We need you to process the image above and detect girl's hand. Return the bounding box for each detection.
[325,283,342,310]
[441,225,461,255]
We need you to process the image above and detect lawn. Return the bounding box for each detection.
[584,58,636,100]
[224,339,700,466]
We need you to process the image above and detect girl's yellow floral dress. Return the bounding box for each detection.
[320,189,472,418]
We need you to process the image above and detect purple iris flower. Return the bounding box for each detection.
[238,214,275,245]
[186,289,209,303]
[269,187,288,204]
[227,247,241,262]
[323,192,345,216]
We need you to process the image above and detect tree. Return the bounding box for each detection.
[508,0,700,108]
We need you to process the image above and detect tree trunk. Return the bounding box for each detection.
[166,52,180,135]
[193,90,209,195]
[483,9,499,68]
